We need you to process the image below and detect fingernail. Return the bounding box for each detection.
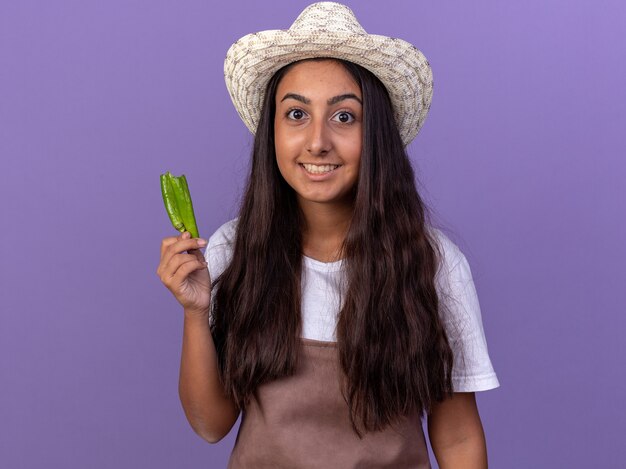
[197,239,208,247]
[183,231,190,239]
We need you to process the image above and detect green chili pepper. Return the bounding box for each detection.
[160,171,200,238]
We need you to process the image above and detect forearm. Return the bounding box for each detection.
[179,309,239,443]
[430,432,488,469]
[427,392,488,469]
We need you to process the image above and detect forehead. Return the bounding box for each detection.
[276,59,361,97]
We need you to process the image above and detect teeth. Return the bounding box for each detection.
[301,163,340,174]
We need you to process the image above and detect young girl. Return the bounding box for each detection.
[157,3,499,467]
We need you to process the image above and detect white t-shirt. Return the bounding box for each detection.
[204,218,500,393]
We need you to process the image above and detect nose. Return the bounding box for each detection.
[306,117,332,156]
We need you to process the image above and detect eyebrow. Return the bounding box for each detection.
[280,93,362,105]
[328,93,362,105]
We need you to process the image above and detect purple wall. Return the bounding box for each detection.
[1,0,624,467]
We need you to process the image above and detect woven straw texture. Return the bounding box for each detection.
[224,2,433,146]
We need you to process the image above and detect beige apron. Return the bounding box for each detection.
[227,338,432,468]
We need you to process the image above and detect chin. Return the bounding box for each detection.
[300,192,353,206]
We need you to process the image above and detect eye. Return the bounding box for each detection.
[286,108,306,120]
[332,111,355,124]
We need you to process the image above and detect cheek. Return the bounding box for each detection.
[273,136,293,181]
[341,131,362,161]
[348,142,362,166]
[274,123,292,159]
[274,139,290,173]
[275,156,289,178]
[274,130,305,168]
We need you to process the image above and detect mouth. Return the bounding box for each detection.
[299,163,342,175]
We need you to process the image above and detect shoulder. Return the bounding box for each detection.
[207,217,239,249]
[426,225,477,313]
[426,225,466,283]
[204,217,239,280]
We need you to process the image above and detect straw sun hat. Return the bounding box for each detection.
[224,1,433,146]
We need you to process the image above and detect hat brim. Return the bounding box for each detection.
[224,29,433,146]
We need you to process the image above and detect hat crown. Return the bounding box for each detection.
[289,2,366,34]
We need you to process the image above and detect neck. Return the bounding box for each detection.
[299,199,353,262]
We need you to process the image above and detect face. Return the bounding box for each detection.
[274,59,363,211]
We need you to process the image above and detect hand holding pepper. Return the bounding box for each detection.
[157,231,211,318]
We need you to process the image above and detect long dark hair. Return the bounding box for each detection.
[211,58,454,437]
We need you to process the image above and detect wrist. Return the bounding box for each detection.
[184,306,210,322]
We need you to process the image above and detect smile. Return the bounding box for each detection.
[299,163,341,174]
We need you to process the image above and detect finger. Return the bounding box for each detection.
[170,257,209,288]
[160,231,192,258]
[185,249,212,284]
[162,237,208,268]
[160,236,179,258]
[158,236,181,276]
[160,254,201,287]
[162,252,199,279]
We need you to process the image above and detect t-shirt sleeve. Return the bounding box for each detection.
[434,233,500,392]
[203,218,238,319]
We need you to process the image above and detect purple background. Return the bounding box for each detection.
[1,0,624,467]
